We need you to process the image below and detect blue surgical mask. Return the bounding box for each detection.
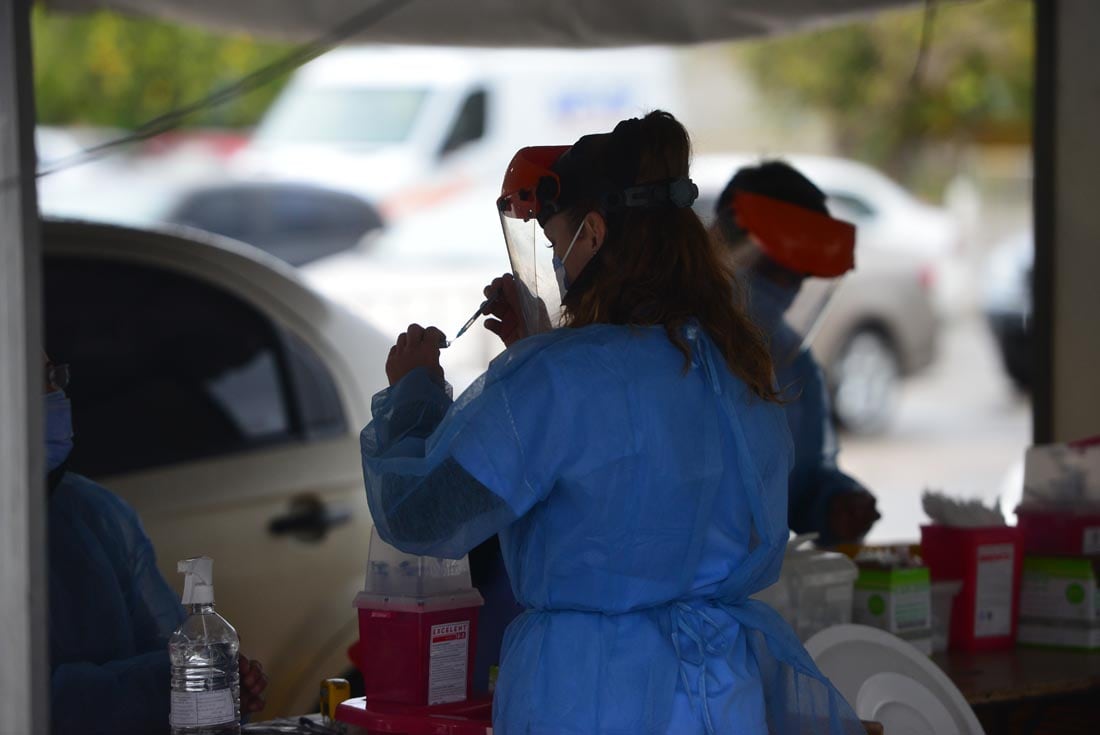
[552,220,588,299]
[746,269,801,334]
[45,390,73,472]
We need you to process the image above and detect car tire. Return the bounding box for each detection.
[830,328,900,435]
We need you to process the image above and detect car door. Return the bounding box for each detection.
[43,249,377,717]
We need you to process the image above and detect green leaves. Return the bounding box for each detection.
[33,7,294,129]
[737,1,1032,183]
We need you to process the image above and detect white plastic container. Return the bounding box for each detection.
[359,526,478,601]
[930,580,963,653]
[754,535,859,641]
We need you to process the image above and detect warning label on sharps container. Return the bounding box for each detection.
[429,621,470,705]
[975,543,1015,637]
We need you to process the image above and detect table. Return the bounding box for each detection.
[934,648,1100,733]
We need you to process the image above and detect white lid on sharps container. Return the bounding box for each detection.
[178,556,215,605]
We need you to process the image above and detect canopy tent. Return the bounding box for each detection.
[44,0,920,46]
[5,2,1099,734]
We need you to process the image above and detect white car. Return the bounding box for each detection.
[42,219,390,717]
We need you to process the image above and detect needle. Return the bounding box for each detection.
[440,289,502,348]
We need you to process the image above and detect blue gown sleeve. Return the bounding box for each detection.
[783,350,871,543]
[51,651,173,735]
[362,337,594,559]
[361,367,520,559]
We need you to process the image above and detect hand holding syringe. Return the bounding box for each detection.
[385,284,511,387]
[440,287,502,348]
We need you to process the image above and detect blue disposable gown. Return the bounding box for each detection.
[49,472,185,735]
[744,271,872,545]
[361,324,863,734]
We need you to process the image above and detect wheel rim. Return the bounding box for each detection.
[833,331,899,433]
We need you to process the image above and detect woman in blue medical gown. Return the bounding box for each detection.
[360,111,864,734]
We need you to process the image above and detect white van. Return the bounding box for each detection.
[233,45,686,221]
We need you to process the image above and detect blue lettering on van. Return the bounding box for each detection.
[553,87,635,119]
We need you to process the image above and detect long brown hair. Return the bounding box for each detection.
[559,111,779,402]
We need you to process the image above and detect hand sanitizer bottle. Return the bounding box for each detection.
[169,557,241,734]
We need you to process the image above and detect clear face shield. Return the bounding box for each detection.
[498,214,560,335]
[496,145,572,336]
[734,246,845,365]
[725,191,857,366]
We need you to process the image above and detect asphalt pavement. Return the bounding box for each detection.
[840,312,1032,543]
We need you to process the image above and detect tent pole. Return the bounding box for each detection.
[0,0,48,733]
[1034,0,1100,443]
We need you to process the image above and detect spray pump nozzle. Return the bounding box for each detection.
[178,556,215,605]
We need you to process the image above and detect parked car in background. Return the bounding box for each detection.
[981,228,1032,390]
[304,153,939,434]
[160,181,385,267]
[42,219,391,718]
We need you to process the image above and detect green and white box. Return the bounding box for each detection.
[853,566,933,654]
[1017,556,1100,650]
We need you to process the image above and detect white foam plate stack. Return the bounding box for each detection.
[805,624,985,735]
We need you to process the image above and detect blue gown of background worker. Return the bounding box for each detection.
[360,116,864,734]
[715,161,880,547]
[745,273,870,544]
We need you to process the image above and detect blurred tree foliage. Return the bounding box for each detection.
[738,0,1032,181]
[32,7,295,129]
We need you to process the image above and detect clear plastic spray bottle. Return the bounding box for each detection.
[169,557,241,735]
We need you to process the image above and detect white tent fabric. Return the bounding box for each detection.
[45,0,920,46]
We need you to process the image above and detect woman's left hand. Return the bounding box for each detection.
[387,323,446,387]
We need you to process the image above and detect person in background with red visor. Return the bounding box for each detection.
[713,161,880,545]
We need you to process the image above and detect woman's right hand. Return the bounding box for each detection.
[483,273,527,348]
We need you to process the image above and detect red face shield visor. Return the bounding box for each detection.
[731,191,856,278]
[496,145,571,223]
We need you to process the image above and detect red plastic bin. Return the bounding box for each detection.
[920,525,1024,651]
[335,696,492,735]
[1015,508,1100,556]
[356,591,483,707]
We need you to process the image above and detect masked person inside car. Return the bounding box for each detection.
[712,161,880,545]
[360,111,865,734]
[43,355,268,735]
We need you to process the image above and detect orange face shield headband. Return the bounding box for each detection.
[497,145,570,223]
[731,191,856,278]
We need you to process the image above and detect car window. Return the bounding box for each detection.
[440,89,487,156]
[256,87,428,145]
[172,189,255,241]
[282,329,346,440]
[825,191,877,221]
[44,256,346,477]
[169,185,383,267]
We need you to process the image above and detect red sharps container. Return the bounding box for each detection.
[354,527,484,706]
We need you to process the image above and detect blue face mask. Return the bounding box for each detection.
[746,269,801,334]
[552,220,588,299]
[45,390,73,472]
